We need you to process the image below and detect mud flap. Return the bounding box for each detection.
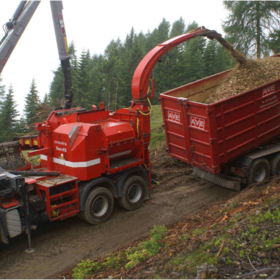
[6,209,22,238]
[193,167,241,191]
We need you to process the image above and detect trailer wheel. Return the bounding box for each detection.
[82,187,114,225]
[248,158,270,185]
[118,175,147,211]
[270,153,280,177]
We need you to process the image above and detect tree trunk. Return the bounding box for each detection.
[115,78,118,111]
[256,2,261,59]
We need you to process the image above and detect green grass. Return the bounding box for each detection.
[150,105,165,150]
[72,225,168,279]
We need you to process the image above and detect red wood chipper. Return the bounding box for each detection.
[0,1,239,251]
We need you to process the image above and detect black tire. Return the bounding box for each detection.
[81,187,114,225]
[248,158,270,185]
[270,153,280,177]
[118,175,147,211]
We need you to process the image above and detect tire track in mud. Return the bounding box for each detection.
[0,173,235,279]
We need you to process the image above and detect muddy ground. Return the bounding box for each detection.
[0,151,236,279]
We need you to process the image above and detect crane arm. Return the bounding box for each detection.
[50,1,72,109]
[131,27,246,101]
[0,1,73,109]
[0,1,40,74]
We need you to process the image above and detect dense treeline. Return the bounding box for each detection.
[223,1,280,58]
[49,19,234,110]
[0,6,279,143]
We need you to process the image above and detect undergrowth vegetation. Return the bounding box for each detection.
[150,105,165,150]
[72,225,167,279]
[69,183,280,279]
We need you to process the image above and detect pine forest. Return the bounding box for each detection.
[1,5,280,143]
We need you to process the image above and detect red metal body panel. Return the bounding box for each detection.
[18,102,151,182]
[0,197,18,209]
[35,176,79,221]
[161,71,280,174]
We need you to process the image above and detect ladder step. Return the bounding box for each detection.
[50,189,77,200]
[51,210,79,221]
[51,199,79,210]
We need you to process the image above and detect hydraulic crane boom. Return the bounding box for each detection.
[50,1,72,109]
[0,1,40,74]
[0,1,73,109]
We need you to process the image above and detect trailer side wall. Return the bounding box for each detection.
[161,72,280,174]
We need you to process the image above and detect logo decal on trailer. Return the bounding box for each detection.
[262,84,275,97]
[168,110,180,123]
[190,116,205,130]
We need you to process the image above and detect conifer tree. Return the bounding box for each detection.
[216,44,236,72]
[49,65,64,108]
[49,42,77,108]
[24,79,40,129]
[204,40,218,77]
[167,18,187,89]
[90,54,107,105]
[42,93,50,104]
[102,40,122,109]
[68,41,78,103]
[154,18,171,95]
[223,1,280,58]
[72,50,92,109]
[0,77,5,108]
[0,86,19,142]
[269,30,280,54]
[183,22,206,83]
[15,117,28,136]
[46,17,237,111]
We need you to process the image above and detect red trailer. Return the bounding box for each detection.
[160,58,280,191]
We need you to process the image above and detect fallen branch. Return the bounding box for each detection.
[268,268,280,279]
[246,251,257,271]
[181,223,189,231]
[216,239,226,258]
[241,268,278,278]
[229,249,252,270]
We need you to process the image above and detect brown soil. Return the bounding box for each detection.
[0,147,235,279]
[82,182,280,279]
[150,145,195,193]
[206,56,280,104]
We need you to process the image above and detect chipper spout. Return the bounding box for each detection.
[131,26,247,101]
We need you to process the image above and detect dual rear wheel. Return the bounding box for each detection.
[247,153,280,185]
[81,175,147,225]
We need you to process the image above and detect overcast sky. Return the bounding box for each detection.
[0,0,228,115]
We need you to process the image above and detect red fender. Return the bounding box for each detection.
[131,27,221,100]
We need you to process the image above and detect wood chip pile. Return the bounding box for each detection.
[205,56,280,104]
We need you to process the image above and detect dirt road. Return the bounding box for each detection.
[0,166,235,279]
